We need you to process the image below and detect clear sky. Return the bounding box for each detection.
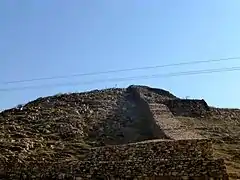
[1,0,240,110]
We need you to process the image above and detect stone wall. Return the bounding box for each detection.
[74,139,227,179]
[78,139,227,179]
[210,107,240,121]
[163,99,210,117]
[77,158,227,179]
[6,139,228,179]
[84,139,213,162]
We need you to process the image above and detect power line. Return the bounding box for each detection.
[1,66,240,92]
[2,56,240,85]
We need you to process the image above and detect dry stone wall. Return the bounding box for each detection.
[7,139,228,179]
[77,158,227,179]
[164,99,210,117]
[84,139,213,162]
[75,139,228,179]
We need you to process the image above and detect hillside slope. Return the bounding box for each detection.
[0,85,239,179]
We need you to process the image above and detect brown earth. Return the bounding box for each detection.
[0,85,239,179]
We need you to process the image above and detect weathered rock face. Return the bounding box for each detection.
[0,85,231,179]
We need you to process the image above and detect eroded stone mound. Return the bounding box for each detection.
[0,85,233,179]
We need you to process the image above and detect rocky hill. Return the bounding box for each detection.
[0,85,239,179]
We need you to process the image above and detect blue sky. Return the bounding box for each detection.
[1,0,240,109]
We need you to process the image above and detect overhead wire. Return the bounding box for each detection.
[2,56,240,85]
[1,66,240,92]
